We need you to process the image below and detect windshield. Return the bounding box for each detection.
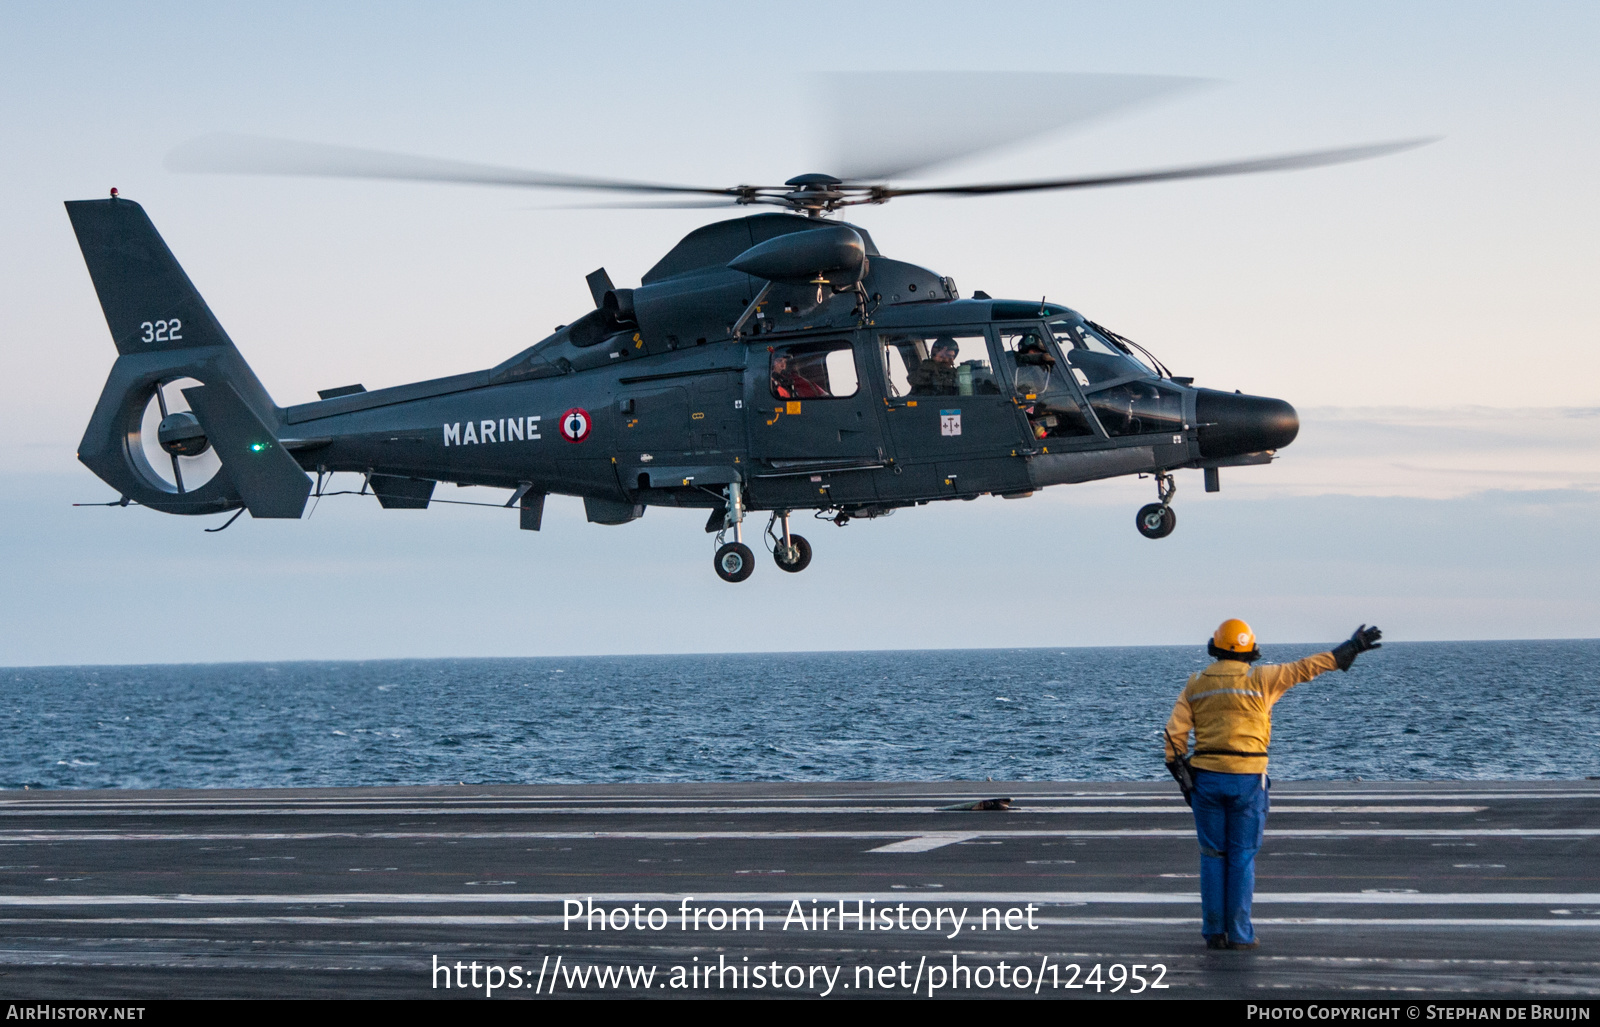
[1048,317,1154,387]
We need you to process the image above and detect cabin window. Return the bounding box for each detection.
[878,332,996,398]
[768,340,859,400]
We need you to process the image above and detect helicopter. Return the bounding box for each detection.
[67,87,1427,582]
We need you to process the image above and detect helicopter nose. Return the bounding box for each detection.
[1194,389,1299,459]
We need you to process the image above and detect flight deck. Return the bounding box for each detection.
[0,781,1596,999]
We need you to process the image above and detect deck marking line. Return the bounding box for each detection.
[0,805,1490,817]
[3,891,1599,907]
[2,915,1597,929]
[0,828,1592,844]
[868,833,981,852]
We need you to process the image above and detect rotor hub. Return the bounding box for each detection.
[780,173,847,216]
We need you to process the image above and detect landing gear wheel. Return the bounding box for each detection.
[773,534,813,573]
[714,542,756,582]
[1136,503,1176,539]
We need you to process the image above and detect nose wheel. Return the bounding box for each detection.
[1135,473,1178,540]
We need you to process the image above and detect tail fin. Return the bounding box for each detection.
[67,197,309,518]
[67,198,238,358]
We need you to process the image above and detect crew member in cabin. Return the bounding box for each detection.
[907,337,961,395]
[1163,619,1383,950]
[770,350,826,399]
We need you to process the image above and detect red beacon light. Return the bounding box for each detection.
[109,187,119,198]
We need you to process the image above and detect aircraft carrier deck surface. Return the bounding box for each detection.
[0,781,1596,1000]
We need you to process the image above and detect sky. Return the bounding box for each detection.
[1,1,1597,665]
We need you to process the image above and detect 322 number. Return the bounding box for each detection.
[140,319,182,344]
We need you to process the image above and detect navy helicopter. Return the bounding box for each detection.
[68,78,1427,581]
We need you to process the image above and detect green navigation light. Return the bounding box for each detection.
[250,442,265,452]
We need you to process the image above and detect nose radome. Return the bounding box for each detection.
[1194,389,1299,460]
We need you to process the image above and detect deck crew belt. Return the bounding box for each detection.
[1192,749,1270,790]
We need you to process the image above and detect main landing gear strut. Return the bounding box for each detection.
[768,510,812,573]
[712,481,755,582]
[712,485,813,582]
[1136,472,1178,540]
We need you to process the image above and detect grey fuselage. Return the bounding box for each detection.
[71,202,1298,527]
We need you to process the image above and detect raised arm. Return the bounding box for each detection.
[1257,625,1383,699]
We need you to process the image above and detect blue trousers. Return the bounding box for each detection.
[1191,769,1269,944]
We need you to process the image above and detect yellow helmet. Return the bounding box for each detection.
[1212,618,1257,653]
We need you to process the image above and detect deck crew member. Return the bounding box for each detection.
[1164,619,1383,950]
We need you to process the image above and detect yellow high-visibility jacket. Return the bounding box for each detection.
[1164,653,1339,774]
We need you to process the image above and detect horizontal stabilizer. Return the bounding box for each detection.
[182,382,311,519]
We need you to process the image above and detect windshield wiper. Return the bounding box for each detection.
[1088,320,1173,380]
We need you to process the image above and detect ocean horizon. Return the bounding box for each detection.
[6,640,1597,790]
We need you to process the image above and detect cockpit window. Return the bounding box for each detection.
[995,328,1096,439]
[1049,317,1153,387]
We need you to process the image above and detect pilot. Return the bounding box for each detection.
[1163,619,1383,951]
[907,337,961,395]
[1012,336,1057,436]
[1012,336,1055,397]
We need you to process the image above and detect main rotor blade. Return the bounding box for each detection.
[533,199,759,210]
[166,133,739,197]
[876,139,1437,199]
[827,72,1208,182]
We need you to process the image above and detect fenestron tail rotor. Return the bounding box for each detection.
[136,377,221,495]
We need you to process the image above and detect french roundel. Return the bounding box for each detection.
[559,407,592,443]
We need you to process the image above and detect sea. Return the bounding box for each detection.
[4,641,1597,790]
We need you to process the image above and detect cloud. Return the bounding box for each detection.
[1223,406,1600,499]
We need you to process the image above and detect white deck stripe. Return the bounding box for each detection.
[0,805,1490,817]
[0,827,1591,843]
[0,891,1596,907]
[0,915,1596,929]
[869,834,981,852]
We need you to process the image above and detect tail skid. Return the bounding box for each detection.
[66,197,310,518]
